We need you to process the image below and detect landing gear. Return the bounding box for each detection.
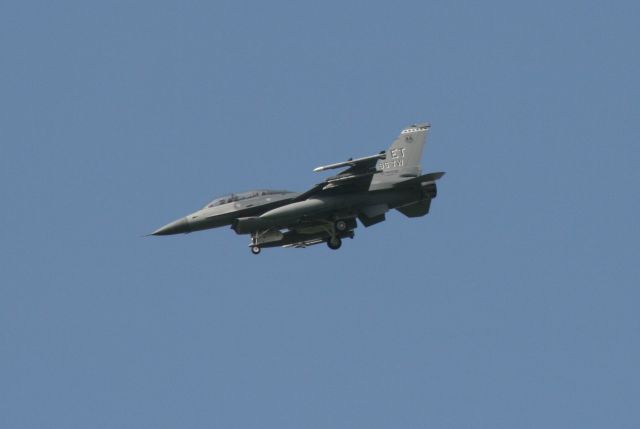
[327,236,342,250]
[250,231,261,255]
[247,222,354,253]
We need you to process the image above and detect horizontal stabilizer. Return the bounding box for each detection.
[396,199,431,218]
[358,204,388,227]
[393,172,445,188]
[358,213,386,227]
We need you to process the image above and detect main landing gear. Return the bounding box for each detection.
[327,236,342,250]
[326,218,354,250]
[248,219,355,254]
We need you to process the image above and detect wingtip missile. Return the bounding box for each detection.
[313,152,386,173]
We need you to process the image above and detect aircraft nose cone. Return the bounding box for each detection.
[151,217,191,236]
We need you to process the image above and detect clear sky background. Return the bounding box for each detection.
[1,1,639,428]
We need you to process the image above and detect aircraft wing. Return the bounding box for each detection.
[296,151,386,197]
[291,182,326,203]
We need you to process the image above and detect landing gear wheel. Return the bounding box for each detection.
[335,220,348,232]
[251,246,261,255]
[327,237,342,250]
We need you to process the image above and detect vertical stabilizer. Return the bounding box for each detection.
[369,123,430,190]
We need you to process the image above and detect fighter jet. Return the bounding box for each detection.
[151,123,444,254]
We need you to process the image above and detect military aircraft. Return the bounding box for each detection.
[151,122,444,254]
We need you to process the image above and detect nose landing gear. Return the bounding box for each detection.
[250,232,261,255]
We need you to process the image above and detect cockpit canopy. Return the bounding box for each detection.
[203,190,292,209]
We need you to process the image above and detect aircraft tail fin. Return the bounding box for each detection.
[369,123,430,190]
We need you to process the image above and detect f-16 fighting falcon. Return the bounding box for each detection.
[151,123,445,254]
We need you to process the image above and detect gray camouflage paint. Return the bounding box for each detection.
[151,123,444,253]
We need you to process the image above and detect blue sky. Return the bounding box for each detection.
[1,1,639,428]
